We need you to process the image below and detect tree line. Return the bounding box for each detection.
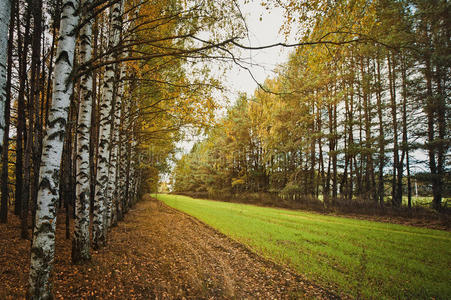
[0,0,245,298]
[173,0,450,210]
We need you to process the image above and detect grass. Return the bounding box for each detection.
[154,193,451,299]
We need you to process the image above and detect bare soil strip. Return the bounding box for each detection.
[1,196,338,299]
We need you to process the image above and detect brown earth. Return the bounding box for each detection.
[0,196,338,299]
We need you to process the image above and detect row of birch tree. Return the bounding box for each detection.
[0,0,245,297]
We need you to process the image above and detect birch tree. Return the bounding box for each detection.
[108,62,124,225]
[72,0,94,264]
[108,77,121,225]
[109,19,126,222]
[0,0,13,223]
[0,0,11,154]
[28,0,80,297]
[119,93,130,214]
[93,0,122,247]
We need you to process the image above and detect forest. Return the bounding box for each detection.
[0,0,449,299]
[173,0,450,211]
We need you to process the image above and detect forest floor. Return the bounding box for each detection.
[0,195,338,299]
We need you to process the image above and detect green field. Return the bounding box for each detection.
[154,194,451,299]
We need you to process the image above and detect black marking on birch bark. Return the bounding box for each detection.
[78,123,88,130]
[79,35,91,44]
[55,50,72,67]
[31,245,46,259]
[48,130,66,141]
[42,214,54,221]
[78,173,89,180]
[99,139,109,148]
[39,178,58,195]
[52,169,60,185]
[35,222,52,235]
[79,192,87,204]
[48,117,67,129]
[80,144,89,152]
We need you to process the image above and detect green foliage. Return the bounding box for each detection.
[172,0,450,207]
[173,93,268,195]
[131,0,247,191]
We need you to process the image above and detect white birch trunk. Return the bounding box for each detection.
[93,1,121,246]
[28,0,80,297]
[92,66,112,248]
[107,94,120,224]
[135,152,142,200]
[0,0,11,153]
[128,134,137,205]
[108,55,125,224]
[121,4,137,211]
[129,147,135,203]
[72,0,93,263]
[130,140,139,204]
[119,95,129,213]
[107,0,124,226]
[129,100,139,205]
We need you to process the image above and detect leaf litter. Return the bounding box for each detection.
[0,196,340,299]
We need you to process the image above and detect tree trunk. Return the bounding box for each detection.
[376,56,385,206]
[387,53,401,207]
[107,65,121,225]
[28,0,43,239]
[19,5,31,239]
[28,0,80,297]
[361,58,374,201]
[400,53,410,208]
[94,2,122,247]
[332,102,337,200]
[0,0,14,223]
[0,0,11,154]
[72,0,94,264]
[13,0,24,216]
[89,16,100,214]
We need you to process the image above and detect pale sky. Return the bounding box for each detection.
[226,0,292,96]
[177,1,294,155]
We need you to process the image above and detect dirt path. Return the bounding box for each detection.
[1,196,337,299]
